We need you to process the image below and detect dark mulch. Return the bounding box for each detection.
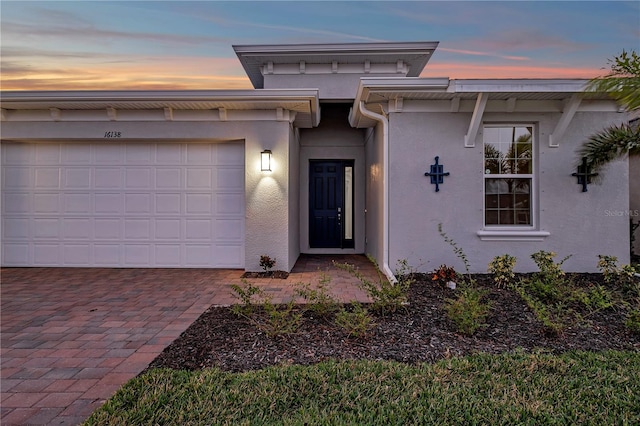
[241,270,289,279]
[149,273,640,373]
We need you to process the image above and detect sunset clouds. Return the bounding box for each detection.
[1,1,637,90]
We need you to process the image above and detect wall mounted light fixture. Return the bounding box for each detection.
[572,157,598,192]
[261,149,272,172]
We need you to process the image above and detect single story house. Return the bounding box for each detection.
[1,41,633,277]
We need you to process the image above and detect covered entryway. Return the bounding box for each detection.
[1,141,245,268]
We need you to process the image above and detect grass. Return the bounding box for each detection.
[85,350,640,425]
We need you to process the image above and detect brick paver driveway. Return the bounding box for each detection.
[1,255,374,425]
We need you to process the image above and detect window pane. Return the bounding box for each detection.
[484,178,531,226]
[344,166,353,240]
[484,126,532,175]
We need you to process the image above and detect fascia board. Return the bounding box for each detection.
[0,89,320,103]
[451,79,589,93]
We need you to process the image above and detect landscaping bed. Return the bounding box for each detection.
[148,272,640,373]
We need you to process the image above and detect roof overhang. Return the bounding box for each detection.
[0,89,321,128]
[233,42,439,89]
[350,78,615,128]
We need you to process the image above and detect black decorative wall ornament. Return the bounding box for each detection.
[424,156,450,192]
[572,157,598,192]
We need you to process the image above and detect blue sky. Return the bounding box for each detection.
[1,1,638,90]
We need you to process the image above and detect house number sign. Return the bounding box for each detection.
[103,131,122,138]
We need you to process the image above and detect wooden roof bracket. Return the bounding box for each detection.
[464,92,487,148]
[549,94,581,147]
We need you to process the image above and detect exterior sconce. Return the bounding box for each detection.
[424,156,450,192]
[261,150,272,172]
[572,157,598,192]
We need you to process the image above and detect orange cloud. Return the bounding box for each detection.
[1,56,253,90]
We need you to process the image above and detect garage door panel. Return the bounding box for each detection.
[2,142,245,268]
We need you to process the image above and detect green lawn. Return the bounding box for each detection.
[85,350,639,425]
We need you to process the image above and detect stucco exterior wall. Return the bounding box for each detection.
[288,126,301,270]
[364,125,385,268]
[387,110,629,273]
[265,74,401,100]
[299,105,367,253]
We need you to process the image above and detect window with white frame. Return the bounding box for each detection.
[483,125,533,226]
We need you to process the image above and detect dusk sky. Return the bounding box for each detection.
[1,1,638,91]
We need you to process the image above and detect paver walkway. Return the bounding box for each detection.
[1,254,377,425]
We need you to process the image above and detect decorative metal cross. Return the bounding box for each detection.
[424,156,450,192]
[572,157,598,192]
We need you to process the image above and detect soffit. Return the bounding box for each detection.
[0,90,320,127]
[351,78,613,127]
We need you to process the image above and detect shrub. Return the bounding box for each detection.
[431,264,457,287]
[335,257,412,315]
[230,279,262,317]
[438,224,473,284]
[625,308,640,335]
[335,302,374,338]
[259,255,276,272]
[445,288,491,336]
[230,280,301,337]
[488,254,516,288]
[597,254,639,296]
[295,274,339,317]
[531,250,571,286]
[261,298,303,337]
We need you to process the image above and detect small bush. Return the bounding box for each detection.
[488,254,516,288]
[431,264,457,287]
[230,280,301,337]
[230,279,262,316]
[531,250,571,286]
[335,257,411,315]
[445,288,491,336]
[625,308,640,335]
[335,302,374,338]
[597,254,639,296]
[261,298,302,337]
[259,255,276,272]
[295,274,339,317]
[571,284,614,312]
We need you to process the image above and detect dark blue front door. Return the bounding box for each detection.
[309,161,354,248]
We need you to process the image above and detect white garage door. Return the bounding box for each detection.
[1,142,245,268]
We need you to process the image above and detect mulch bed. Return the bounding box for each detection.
[149,273,640,373]
[241,270,290,279]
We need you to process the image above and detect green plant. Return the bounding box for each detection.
[230,279,301,337]
[597,254,639,295]
[259,255,276,272]
[334,302,374,338]
[625,307,640,334]
[431,264,457,287]
[531,250,571,286]
[488,254,517,288]
[445,288,491,336]
[335,257,412,315]
[261,298,303,337]
[438,223,473,284]
[295,274,339,317]
[597,255,620,284]
[571,284,614,313]
[230,279,263,316]
[514,285,566,335]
